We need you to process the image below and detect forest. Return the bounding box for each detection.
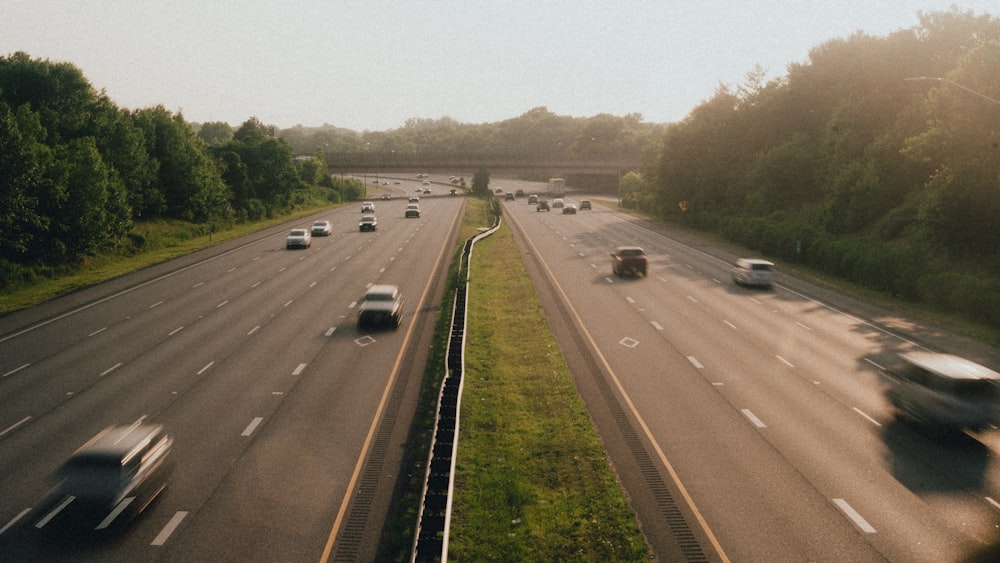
[637,8,1000,329]
[1,7,999,330]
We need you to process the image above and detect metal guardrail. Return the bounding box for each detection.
[411,213,502,562]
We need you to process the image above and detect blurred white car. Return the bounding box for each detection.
[286,229,312,249]
[311,221,332,236]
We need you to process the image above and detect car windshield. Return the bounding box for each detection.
[367,292,395,301]
[290,230,306,236]
[620,249,644,257]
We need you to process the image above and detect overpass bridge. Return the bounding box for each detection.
[325,152,638,176]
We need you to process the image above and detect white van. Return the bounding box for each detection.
[732,258,774,287]
[884,351,1000,430]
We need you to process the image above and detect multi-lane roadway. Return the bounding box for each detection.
[0,178,463,562]
[4,173,1000,562]
[499,184,1000,562]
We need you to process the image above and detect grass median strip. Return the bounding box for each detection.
[448,214,648,560]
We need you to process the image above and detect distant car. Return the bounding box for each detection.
[450,188,457,195]
[580,199,592,210]
[423,189,432,195]
[562,204,577,214]
[35,423,173,533]
[405,204,420,218]
[409,196,420,203]
[732,258,774,287]
[286,229,312,249]
[528,194,538,204]
[311,220,332,236]
[394,180,401,185]
[422,180,430,185]
[885,351,1000,431]
[360,201,375,213]
[536,200,550,212]
[381,193,392,200]
[552,198,564,208]
[495,188,503,194]
[358,284,403,329]
[515,189,525,198]
[359,215,377,231]
[504,192,515,201]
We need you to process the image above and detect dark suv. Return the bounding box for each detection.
[358,284,403,329]
[35,423,173,533]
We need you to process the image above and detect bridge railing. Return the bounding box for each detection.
[324,152,637,174]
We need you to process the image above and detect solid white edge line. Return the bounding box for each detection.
[151,511,188,546]
[833,498,876,533]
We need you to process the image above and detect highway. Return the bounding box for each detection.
[499,183,1000,563]
[0,178,463,562]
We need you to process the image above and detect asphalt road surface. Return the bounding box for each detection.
[500,184,1000,563]
[0,181,463,562]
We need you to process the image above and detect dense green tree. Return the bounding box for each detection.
[197,121,234,145]
[0,103,47,261]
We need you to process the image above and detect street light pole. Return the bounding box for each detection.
[904,76,1000,107]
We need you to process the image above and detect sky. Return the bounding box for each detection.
[3,1,997,131]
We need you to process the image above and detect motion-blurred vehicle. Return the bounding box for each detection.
[405,204,420,218]
[34,423,173,534]
[536,200,550,211]
[504,192,515,201]
[358,284,403,329]
[732,258,774,287]
[286,229,312,249]
[611,246,648,277]
[311,220,332,236]
[552,198,564,208]
[360,201,375,213]
[562,204,577,214]
[885,351,1000,431]
[359,215,377,231]
[580,199,592,210]
[528,194,538,204]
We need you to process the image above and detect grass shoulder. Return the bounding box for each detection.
[0,204,338,315]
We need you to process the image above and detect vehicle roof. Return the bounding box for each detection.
[289,229,307,234]
[72,423,165,465]
[366,284,399,296]
[899,351,1000,381]
[615,246,645,253]
[737,258,773,266]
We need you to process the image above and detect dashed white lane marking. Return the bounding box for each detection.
[852,407,882,427]
[0,416,31,437]
[741,409,766,428]
[151,511,189,546]
[833,499,876,533]
[241,417,264,437]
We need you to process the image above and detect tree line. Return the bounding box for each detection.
[633,8,1000,330]
[0,51,361,287]
[4,7,999,331]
